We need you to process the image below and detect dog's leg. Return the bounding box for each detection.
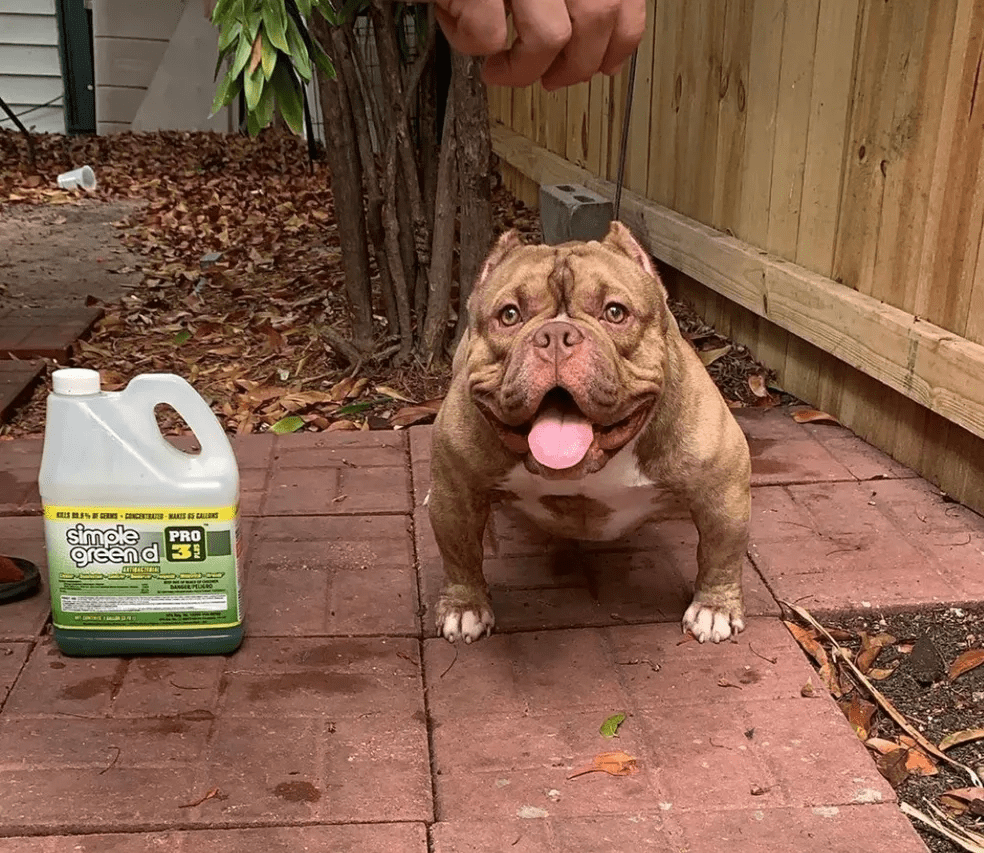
[682,475,750,643]
[428,461,495,643]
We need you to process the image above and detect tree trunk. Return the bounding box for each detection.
[329,23,399,337]
[451,52,493,344]
[312,18,374,353]
[421,98,458,363]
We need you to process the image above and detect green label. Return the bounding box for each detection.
[43,505,242,631]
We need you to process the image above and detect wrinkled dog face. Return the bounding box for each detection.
[465,223,669,479]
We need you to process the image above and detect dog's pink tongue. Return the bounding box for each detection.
[527,401,594,469]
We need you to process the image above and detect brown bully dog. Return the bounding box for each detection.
[428,222,751,645]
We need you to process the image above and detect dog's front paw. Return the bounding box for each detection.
[436,585,495,643]
[682,599,745,643]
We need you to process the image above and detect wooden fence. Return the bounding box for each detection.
[488,0,984,516]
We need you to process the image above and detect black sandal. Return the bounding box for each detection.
[0,556,41,603]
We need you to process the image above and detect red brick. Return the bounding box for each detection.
[867,477,984,535]
[431,816,672,852]
[245,515,417,636]
[196,714,431,825]
[609,619,819,707]
[787,481,902,537]
[0,361,44,421]
[3,637,126,717]
[218,636,423,719]
[923,535,984,599]
[231,433,275,469]
[431,708,667,820]
[425,630,624,720]
[262,465,341,515]
[263,464,410,515]
[749,533,958,612]
[1,825,429,853]
[111,655,226,717]
[670,804,927,851]
[800,423,918,482]
[749,437,854,486]
[0,466,41,516]
[0,641,30,706]
[273,435,405,468]
[0,767,201,835]
[0,715,211,770]
[408,425,433,463]
[733,408,812,442]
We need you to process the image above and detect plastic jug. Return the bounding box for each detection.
[38,369,244,656]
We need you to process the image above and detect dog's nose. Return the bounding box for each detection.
[532,321,584,360]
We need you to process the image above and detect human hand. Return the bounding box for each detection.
[431,0,646,90]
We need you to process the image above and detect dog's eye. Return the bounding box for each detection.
[603,303,628,324]
[499,305,521,326]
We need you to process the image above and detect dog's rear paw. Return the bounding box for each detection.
[436,587,495,643]
[682,600,745,644]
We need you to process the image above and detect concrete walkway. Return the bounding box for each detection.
[3,408,982,850]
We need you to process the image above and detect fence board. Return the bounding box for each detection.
[624,3,656,194]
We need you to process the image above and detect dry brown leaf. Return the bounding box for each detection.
[867,662,900,681]
[843,694,877,740]
[903,745,939,776]
[784,621,841,696]
[940,787,984,817]
[876,749,909,788]
[948,648,984,681]
[698,345,731,367]
[390,406,439,428]
[748,375,769,397]
[855,631,895,674]
[249,33,264,73]
[800,678,817,698]
[375,384,415,403]
[865,737,902,755]
[939,727,984,752]
[329,377,357,401]
[327,420,359,431]
[567,750,639,780]
[792,408,841,425]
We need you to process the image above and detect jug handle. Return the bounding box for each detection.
[125,374,233,462]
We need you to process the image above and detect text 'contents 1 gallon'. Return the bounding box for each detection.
[38,369,244,656]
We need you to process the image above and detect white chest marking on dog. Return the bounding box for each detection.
[497,440,665,541]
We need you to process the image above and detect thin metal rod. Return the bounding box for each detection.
[613,49,638,221]
[0,92,37,168]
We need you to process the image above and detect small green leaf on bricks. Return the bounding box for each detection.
[599,712,626,739]
[270,415,305,434]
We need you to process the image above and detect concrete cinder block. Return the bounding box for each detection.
[539,184,613,245]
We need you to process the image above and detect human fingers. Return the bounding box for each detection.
[433,0,509,56]
[599,0,646,75]
[481,0,573,87]
[540,0,620,90]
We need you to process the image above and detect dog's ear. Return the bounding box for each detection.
[474,230,523,293]
[601,221,656,278]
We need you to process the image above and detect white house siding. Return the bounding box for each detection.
[92,0,234,134]
[0,0,65,134]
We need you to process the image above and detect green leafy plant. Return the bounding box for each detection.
[210,0,338,135]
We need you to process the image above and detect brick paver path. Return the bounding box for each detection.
[3,409,982,850]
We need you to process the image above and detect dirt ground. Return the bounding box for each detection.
[0,199,142,311]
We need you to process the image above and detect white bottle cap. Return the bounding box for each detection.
[52,368,101,396]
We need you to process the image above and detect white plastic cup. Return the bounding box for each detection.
[56,165,96,192]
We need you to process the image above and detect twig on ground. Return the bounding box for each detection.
[440,646,459,679]
[99,746,121,775]
[784,601,983,788]
[900,802,984,852]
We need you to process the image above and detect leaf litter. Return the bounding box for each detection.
[1,129,789,436]
[783,602,984,852]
